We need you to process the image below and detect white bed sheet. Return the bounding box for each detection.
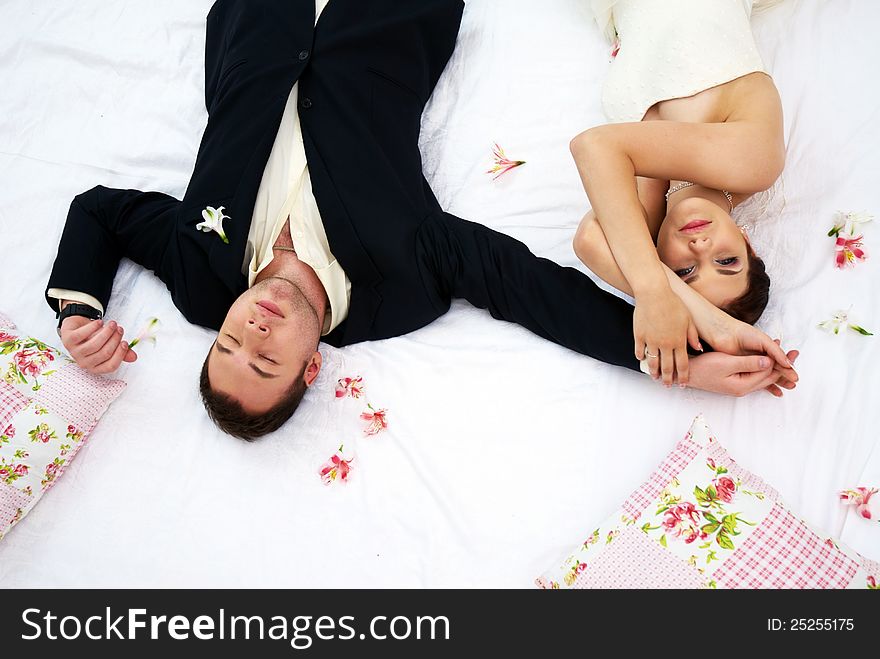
[0,0,878,587]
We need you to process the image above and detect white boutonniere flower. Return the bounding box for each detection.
[196,205,230,244]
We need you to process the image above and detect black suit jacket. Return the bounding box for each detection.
[46,0,640,372]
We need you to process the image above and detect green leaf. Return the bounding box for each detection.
[659,534,667,548]
[703,512,720,524]
[849,325,874,336]
[701,522,720,535]
[716,466,728,475]
[716,533,735,551]
[698,542,712,549]
[722,513,739,533]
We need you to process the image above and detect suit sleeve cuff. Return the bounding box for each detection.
[47,289,105,315]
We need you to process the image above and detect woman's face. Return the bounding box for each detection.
[656,196,750,308]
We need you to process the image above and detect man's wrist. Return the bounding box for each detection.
[57,302,102,333]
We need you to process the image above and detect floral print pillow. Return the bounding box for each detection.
[536,416,880,590]
[0,311,125,541]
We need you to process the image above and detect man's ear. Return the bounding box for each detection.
[303,350,323,387]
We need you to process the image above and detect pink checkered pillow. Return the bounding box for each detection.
[536,415,879,590]
[0,311,125,540]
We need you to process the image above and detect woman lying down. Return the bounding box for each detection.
[570,0,797,394]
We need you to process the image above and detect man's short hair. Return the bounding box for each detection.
[199,354,307,440]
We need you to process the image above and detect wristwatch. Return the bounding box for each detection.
[57,303,103,332]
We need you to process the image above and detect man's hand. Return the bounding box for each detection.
[686,349,799,398]
[59,316,137,375]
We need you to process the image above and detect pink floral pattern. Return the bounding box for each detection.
[335,376,365,399]
[319,445,353,485]
[360,404,388,436]
[582,528,600,549]
[42,457,65,488]
[2,338,60,391]
[538,416,874,590]
[562,556,588,586]
[661,502,707,545]
[0,456,29,485]
[66,424,84,443]
[0,314,127,540]
[28,422,57,444]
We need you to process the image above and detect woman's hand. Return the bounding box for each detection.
[633,283,701,386]
[702,312,794,372]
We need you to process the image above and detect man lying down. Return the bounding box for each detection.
[45,0,798,440]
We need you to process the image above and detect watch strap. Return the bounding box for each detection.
[57,303,103,330]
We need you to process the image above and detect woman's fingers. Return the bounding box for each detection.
[659,347,675,385]
[674,347,689,387]
[763,335,793,368]
[634,335,646,361]
[687,323,702,353]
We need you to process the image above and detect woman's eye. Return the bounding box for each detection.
[259,354,277,364]
[675,266,695,277]
[716,257,738,266]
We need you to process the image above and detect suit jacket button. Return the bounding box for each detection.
[300,97,313,109]
[298,50,310,61]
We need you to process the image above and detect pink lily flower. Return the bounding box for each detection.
[835,233,867,268]
[486,143,526,180]
[360,404,388,436]
[839,487,878,520]
[335,376,365,399]
[611,37,620,59]
[128,317,161,348]
[319,445,353,485]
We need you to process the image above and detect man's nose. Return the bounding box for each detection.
[247,318,270,336]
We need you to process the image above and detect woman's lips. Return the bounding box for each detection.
[256,300,284,318]
[679,220,712,233]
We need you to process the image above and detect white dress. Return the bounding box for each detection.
[591,0,778,123]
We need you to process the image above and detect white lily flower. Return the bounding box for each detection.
[818,308,873,336]
[829,210,874,237]
[128,317,161,348]
[196,205,230,244]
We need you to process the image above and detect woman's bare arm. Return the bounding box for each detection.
[569,105,785,380]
